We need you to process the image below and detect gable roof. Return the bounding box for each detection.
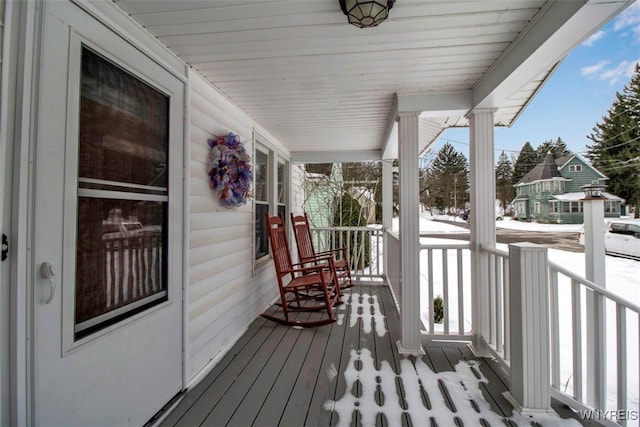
[557,153,608,179]
[516,152,564,185]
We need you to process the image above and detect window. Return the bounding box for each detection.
[550,201,559,213]
[569,165,582,172]
[277,160,288,220]
[570,201,582,213]
[605,201,619,214]
[254,142,289,263]
[75,47,169,338]
[534,202,541,214]
[552,181,564,193]
[254,149,269,260]
[627,224,640,235]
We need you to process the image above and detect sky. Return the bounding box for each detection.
[428,2,640,162]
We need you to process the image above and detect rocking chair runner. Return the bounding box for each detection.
[291,213,354,289]
[261,214,342,327]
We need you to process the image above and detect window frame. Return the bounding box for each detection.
[252,133,290,273]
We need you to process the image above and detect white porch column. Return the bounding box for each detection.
[468,109,496,356]
[583,197,606,409]
[505,243,552,414]
[396,112,423,355]
[382,160,393,232]
[382,160,393,277]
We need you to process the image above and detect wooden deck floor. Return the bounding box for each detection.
[158,283,586,427]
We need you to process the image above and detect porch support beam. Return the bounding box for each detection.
[468,109,496,357]
[396,112,424,356]
[291,149,381,164]
[396,91,471,118]
[505,243,552,415]
[473,1,633,109]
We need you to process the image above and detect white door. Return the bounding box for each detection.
[33,2,184,425]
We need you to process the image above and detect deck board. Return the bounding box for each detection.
[159,283,586,427]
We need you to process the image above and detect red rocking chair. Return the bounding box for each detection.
[291,212,354,290]
[261,214,341,327]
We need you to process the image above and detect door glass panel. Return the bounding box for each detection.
[75,47,169,339]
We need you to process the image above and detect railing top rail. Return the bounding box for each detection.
[420,243,471,250]
[311,226,382,232]
[549,260,640,314]
[479,244,508,257]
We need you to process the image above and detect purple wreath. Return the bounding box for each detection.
[207,132,252,208]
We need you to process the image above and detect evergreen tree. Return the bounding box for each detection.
[536,137,572,160]
[512,142,538,185]
[429,143,469,213]
[495,151,515,211]
[587,63,640,218]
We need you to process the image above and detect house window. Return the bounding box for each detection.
[534,202,541,214]
[552,181,564,193]
[255,149,269,260]
[562,202,570,213]
[605,201,619,214]
[542,181,551,192]
[277,160,288,219]
[569,165,582,172]
[254,144,289,263]
[570,201,582,213]
[550,201,559,213]
[75,47,169,338]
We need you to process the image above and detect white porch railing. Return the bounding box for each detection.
[419,238,472,341]
[480,245,511,365]
[547,261,640,420]
[309,225,384,280]
[414,239,638,421]
[316,226,639,418]
[386,230,401,303]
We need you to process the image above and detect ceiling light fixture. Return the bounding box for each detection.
[339,0,395,28]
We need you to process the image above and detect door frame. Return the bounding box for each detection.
[4,0,191,423]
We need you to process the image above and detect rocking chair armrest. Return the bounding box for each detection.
[290,258,335,275]
[291,255,335,269]
[316,247,349,258]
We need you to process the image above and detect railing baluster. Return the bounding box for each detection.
[443,249,449,334]
[503,256,510,362]
[495,254,503,354]
[457,248,464,335]
[488,252,495,345]
[428,248,434,334]
[572,279,583,401]
[616,303,627,426]
[550,269,560,389]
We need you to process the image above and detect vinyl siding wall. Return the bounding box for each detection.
[187,71,288,380]
[560,158,604,192]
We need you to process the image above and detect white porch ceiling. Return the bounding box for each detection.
[113,0,632,159]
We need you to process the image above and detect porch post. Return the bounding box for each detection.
[504,243,552,414]
[382,160,393,276]
[382,160,393,231]
[583,197,606,409]
[468,109,496,356]
[396,112,424,355]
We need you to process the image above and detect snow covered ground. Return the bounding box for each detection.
[411,212,639,421]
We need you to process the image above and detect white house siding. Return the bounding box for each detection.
[290,163,306,215]
[187,72,286,380]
